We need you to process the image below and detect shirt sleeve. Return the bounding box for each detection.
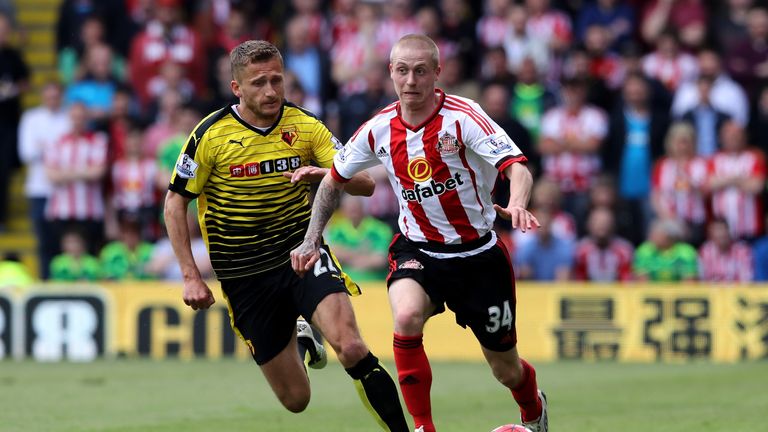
[331,122,380,183]
[458,99,527,172]
[310,120,341,169]
[168,129,214,198]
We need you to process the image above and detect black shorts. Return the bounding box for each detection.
[387,233,518,351]
[221,245,356,365]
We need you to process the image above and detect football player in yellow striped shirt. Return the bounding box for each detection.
[165,40,407,431]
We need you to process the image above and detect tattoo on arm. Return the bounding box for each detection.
[305,180,342,245]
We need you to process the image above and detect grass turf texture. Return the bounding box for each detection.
[0,360,764,431]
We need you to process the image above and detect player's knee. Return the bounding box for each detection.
[392,308,426,334]
[334,338,368,367]
[277,388,311,413]
[491,361,524,389]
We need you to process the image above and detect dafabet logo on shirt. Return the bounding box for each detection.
[407,157,432,182]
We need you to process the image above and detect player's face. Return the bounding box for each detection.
[231,58,285,125]
[389,44,440,111]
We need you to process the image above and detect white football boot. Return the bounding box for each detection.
[522,390,548,432]
[296,319,327,369]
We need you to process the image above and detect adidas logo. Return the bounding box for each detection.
[376,147,389,158]
[400,375,420,385]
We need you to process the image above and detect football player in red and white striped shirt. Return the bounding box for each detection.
[707,121,767,240]
[698,218,753,282]
[292,35,548,432]
[574,207,634,282]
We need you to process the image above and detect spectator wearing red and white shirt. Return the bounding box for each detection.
[708,121,767,240]
[539,77,608,223]
[128,0,205,107]
[477,0,512,49]
[111,122,157,237]
[698,218,753,282]
[641,0,707,49]
[642,29,698,92]
[330,2,378,97]
[375,0,420,57]
[45,102,108,255]
[574,206,634,282]
[512,178,577,254]
[651,122,709,245]
[525,0,572,53]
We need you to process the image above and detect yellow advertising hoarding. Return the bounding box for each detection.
[1,283,767,363]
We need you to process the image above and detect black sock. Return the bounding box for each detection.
[346,352,410,432]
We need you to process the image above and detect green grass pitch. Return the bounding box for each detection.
[0,359,764,431]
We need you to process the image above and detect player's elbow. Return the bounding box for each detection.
[345,172,375,197]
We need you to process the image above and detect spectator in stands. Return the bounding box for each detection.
[155,102,203,193]
[576,0,635,51]
[111,121,158,240]
[573,206,634,282]
[291,0,331,49]
[128,0,205,107]
[45,102,107,256]
[641,29,698,92]
[49,227,100,282]
[503,4,549,74]
[513,178,577,255]
[588,174,644,246]
[561,45,612,112]
[338,62,392,141]
[99,218,154,280]
[539,76,608,224]
[325,195,392,282]
[481,83,536,175]
[480,46,516,86]
[726,6,768,98]
[0,252,33,288]
[699,218,753,282]
[477,0,512,50]
[146,207,212,280]
[283,15,330,116]
[143,89,183,158]
[205,51,238,112]
[525,0,573,54]
[749,85,768,154]
[330,1,378,99]
[583,24,623,90]
[376,0,419,59]
[672,49,749,126]
[604,73,669,240]
[0,12,29,234]
[617,42,672,112]
[146,60,195,103]
[213,7,253,53]
[708,120,767,241]
[633,218,698,282]
[100,84,139,162]
[514,208,575,281]
[440,0,477,68]
[56,0,132,56]
[711,0,754,54]
[417,5,460,66]
[510,57,557,142]
[680,75,731,157]
[64,43,121,122]
[651,122,709,246]
[58,15,125,86]
[752,213,768,281]
[17,82,71,279]
[641,0,707,49]
[440,53,481,101]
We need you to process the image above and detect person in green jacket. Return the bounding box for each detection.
[325,195,393,282]
[634,218,698,282]
[50,228,101,281]
[99,218,154,280]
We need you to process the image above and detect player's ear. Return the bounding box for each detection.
[434,65,441,80]
[231,80,241,98]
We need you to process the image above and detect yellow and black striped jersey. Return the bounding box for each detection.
[169,102,341,280]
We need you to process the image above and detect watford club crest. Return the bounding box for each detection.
[437,131,461,155]
[281,126,298,146]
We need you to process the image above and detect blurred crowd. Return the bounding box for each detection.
[1,0,768,284]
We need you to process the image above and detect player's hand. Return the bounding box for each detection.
[290,240,321,277]
[283,166,330,184]
[182,278,215,310]
[493,204,540,233]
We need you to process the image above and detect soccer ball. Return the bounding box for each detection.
[491,425,533,432]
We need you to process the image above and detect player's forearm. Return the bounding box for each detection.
[164,191,203,282]
[505,163,533,208]
[305,175,343,246]
[343,171,375,196]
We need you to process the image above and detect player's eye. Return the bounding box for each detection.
[398,67,407,74]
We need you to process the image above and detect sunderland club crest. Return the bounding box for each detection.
[437,131,461,155]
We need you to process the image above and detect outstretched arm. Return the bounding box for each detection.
[284,167,374,196]
[493,162,539,232]
[291,173,345,276]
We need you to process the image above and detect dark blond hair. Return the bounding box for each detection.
[230,40,283,81]
[390,34,440,69]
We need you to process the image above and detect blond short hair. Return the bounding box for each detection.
[390,34,440,69]
[230,40,283,81]
[664,122,696,154]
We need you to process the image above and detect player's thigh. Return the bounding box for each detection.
[445,244,518,352]
[221,271,299,365]
[259,332,311,411]
[387,235,441,333]
[311,291,369,364]
[388,278,436,334]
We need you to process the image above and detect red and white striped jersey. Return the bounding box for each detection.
[112,157,158,211]
[526,11,572,45]
[476,15,508,48]
[540,106,608,193]
[332,90,527,245]
[573,237,634,282]
[698,241,753,282]
[641,52,698,91]
[651,156,709,224]
[45,131,108,220]
[709,149,767,238]
[375,18,420,57]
